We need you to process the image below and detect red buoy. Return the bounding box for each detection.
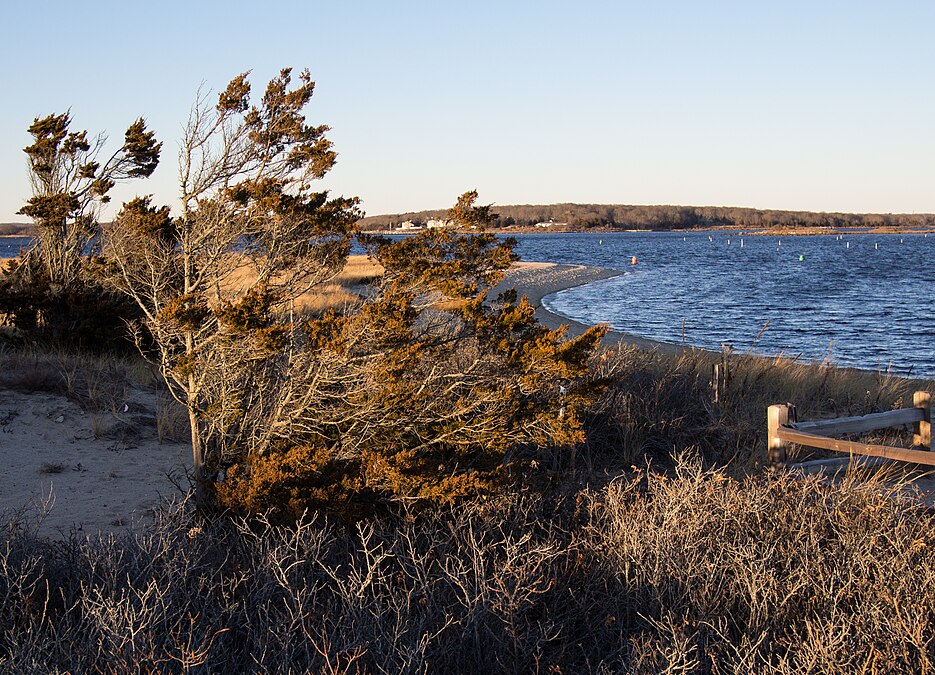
[631,256,638,265]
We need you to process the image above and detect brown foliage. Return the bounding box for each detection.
[218,444,361,517]
[221,221,607,514]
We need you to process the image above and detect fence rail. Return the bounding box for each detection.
[768,391,931,467]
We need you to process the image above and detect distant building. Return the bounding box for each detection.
[534,220,567,228]
[399,220,420,230]
[426,218,451,229]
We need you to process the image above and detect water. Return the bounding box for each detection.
[0,238,32,259]
[6,231,934,377]
[512,231,935,378]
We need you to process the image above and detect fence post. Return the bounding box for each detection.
[768,403,791,466]
[712,363,721,403]
[914,391,931,450]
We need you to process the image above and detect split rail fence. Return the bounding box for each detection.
[768,391,932,467]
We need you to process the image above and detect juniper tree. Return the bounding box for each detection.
[217,192,608,514]
[1,113,160,339]
[104,68,605,512]
[105,69,360,506]
[19,112,160,287]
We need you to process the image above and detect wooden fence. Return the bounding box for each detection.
[768,391,931,467]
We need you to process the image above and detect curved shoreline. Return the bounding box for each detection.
[503,262,934,383]
[496,262,680,352]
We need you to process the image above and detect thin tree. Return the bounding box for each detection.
[105,68,360,506]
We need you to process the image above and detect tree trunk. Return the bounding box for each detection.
[188,406,213,510]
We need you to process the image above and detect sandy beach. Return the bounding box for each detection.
[0,261,654,538]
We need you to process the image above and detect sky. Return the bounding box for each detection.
[1,0,933,222]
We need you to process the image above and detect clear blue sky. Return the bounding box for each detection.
[2,0,933,221]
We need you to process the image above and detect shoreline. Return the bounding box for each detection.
[365,225,935,237]
[503,262,933,383]
[496,262,679,352]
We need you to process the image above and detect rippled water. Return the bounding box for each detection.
[513,231,935,378]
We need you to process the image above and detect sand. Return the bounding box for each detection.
[0,385,191,539]
[0,261,653,538]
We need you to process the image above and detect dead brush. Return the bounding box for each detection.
[589,455,935,673]
[584,342,921,473]
[1,461,933,673]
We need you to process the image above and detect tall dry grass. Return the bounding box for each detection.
[221,254,384,316]
[0,459,932,673]
[583,344,923,473]
[0,344,155,404]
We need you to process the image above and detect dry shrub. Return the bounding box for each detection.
[1,460,933,673]
[584,343,921,472]
[593,457,935,672]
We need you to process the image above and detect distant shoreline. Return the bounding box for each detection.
[6,226,935,241]
[365,225,935,237]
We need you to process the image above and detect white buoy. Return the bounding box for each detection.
[727,239,731,245]
[875,242,879,250]
[846,241,850,249]
[740,238,744,248]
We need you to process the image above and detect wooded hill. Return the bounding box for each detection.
[8,203,935,237]
[0,223,36,236]
[359,204,935,231]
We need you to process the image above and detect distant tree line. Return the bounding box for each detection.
[360,203,935,231]
[0,223,37,236]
